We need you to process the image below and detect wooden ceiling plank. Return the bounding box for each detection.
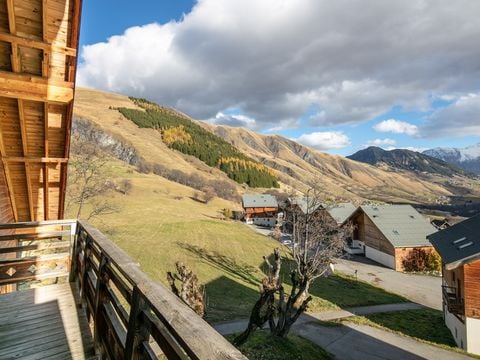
[0,33,77,57]
[17,99,35,221]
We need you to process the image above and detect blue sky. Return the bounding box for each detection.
[78,1,480,156]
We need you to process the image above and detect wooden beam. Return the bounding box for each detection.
[44,165,49,220]
[42,0,48,42]
[58,101,73,219]
[10,45,20,72]
[0,33,77,57]
[3,157,68,163]
[17,99,35,221]
[44,102,49,220]
[6,0,16,35]
[42,51,49,78]
[0,124,18,222]
[0,71,74,103]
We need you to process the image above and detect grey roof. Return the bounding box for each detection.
[242,194,278,208]
[360,205,437,247]
[326,203,356,224]
[428,213,480,270]
[288,197,324,214]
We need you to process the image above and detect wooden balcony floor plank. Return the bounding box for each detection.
[0,283,95,360]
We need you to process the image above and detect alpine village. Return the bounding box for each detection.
[0,1,479,360]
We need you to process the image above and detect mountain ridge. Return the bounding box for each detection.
[423,144,480,174]
[346,146,468,177]
[73,87,480,204]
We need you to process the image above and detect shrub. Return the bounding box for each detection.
[402,248,441,272]
[137,159,153,174]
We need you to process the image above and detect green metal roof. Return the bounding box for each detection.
[361,205,437,247]
[287,197,324,214]
[242,194,278,208]
[326,203,356,224]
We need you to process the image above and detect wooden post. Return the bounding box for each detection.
[69,222,80,282]
[125,286,149,360]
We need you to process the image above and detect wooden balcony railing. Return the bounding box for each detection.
[0,219,77,289]
[442,285,465,315]
[0,220,246,359]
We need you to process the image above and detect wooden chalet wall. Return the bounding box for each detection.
[352,211,395,256]
[0,0,82,222]
[464,260,480,319]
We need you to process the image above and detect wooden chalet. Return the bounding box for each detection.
[428,214,480,355]
[242,194,278,227]
[343,205,437,271]
[0,1,245,359]
[283,198,355,233]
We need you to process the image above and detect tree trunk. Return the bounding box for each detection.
[233,291,274,346]
[294,282,310,307]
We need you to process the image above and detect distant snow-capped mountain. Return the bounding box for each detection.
[423,143,480,174]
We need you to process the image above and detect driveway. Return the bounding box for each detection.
[296,321,472,360]
[334,255,442,309]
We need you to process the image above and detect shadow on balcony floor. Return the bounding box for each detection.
[0,283,95,360]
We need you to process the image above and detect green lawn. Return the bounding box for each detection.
[69,158,407,323]
[340,309,461,351]
[226,331,333,360]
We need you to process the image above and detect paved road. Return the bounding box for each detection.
[334,255,442,309]
[215,303,473,359]
[214,302,423,335]
[296,321,472,360]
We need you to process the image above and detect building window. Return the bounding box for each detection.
[452,271,455,282]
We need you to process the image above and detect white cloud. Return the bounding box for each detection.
[422,93,480,137]
[207,112,257,129]
[294,131,350,150]
[401,146,427,152]
[365,138,396,147]
[78,0,480,131]
[373,119,418,136]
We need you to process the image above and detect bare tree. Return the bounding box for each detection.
[167,262,206,317]
[234,188,352,345]
[66,134,117,220]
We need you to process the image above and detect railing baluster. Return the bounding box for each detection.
[125,286,149,360]
[81,233,93,319]
[93,254,109,357]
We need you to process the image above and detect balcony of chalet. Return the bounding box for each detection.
[442,285,465,316]
[0,220,246,359]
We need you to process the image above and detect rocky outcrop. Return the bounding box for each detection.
[72,117,139,165]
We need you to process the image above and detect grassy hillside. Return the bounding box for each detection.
[118,97,279,188]
[67,155,406,323]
